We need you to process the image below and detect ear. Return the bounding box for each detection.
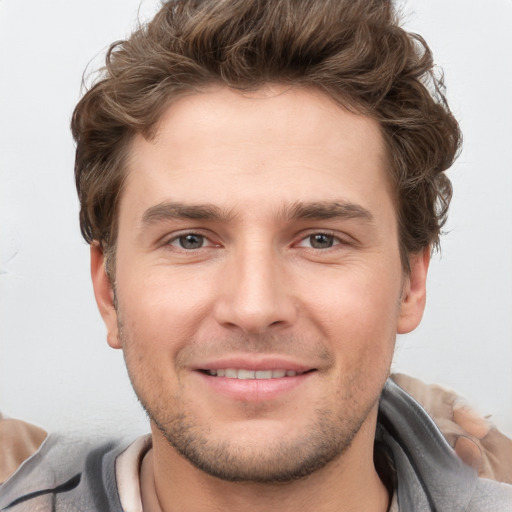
[90,243,121,349]
[397,247,430,334]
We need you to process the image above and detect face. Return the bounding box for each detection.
[92,85,428,483]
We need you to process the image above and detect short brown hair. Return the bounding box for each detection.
[72,0,461,272]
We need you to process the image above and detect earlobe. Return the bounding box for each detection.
[90,243,121,349]
[397,247,430,334]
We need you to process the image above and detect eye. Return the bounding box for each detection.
[297,233,340,249]
[168,233,211,250]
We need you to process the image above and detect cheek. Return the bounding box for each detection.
[308,265,401,321]
[319,283,398,406]
[115,267,214,352]
[303,267,401,358]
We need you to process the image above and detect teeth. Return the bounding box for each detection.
[238,369,255,379]
[207,368,304,379]
[255,370,272,379]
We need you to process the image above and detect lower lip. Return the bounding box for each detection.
[195,371,314,402]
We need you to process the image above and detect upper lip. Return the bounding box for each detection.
[193,355,315,372]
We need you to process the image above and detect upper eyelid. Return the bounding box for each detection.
[162,228,212,240]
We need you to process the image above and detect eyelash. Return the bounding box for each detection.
[295,232,347,250]
[163,230,348,252]
[165,231,218,250]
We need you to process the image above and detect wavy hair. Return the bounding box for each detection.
[72,0,461,272]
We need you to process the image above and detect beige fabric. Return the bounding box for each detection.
[388,491,398,512]
[0,413,47,484]
[116,434,152,512]
[391,373,512,484]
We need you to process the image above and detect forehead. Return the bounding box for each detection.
[121,85,392,223]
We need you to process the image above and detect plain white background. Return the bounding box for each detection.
[1,0,511,439]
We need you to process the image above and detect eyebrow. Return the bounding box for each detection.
[283,201,374,223]
[142,201,235,225]
[141,200,374,226]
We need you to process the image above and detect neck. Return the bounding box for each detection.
[140,410,390,512]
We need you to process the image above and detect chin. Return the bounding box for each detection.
[147,401,374,484]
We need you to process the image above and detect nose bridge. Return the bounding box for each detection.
[215,235,295,333]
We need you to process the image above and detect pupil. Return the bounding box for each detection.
[310,234,333,249]
[180,234,203,249]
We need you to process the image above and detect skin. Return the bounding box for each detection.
[91,85,429,511]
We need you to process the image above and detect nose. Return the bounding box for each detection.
[214,242,297,334]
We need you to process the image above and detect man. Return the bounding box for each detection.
[1,0,511,510]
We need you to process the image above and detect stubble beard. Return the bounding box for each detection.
[146,399,371,484]
[118,320,381,484]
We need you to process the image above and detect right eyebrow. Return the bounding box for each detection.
[141,201,235,225]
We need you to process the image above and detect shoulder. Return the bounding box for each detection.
[467,479,512,510]
[379,378,512,510]
[0,421,128,512]
[0,414,47,484]
[391,373,512,484]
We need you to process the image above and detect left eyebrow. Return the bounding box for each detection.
[282,201,375,223]
[141,201,235,225]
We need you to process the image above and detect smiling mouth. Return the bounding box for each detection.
[199,369,315,379]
